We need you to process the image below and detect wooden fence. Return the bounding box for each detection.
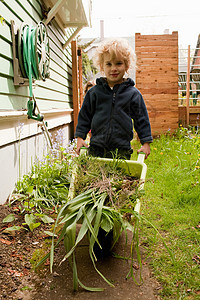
[135,32,179,136]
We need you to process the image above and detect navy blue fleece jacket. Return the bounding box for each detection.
[75,77,153,150]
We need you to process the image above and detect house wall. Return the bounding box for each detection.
[135,32,179,135]
[0,0,77,204]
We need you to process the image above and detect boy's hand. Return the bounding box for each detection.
[137,142,151,159]
[76,137,88,155]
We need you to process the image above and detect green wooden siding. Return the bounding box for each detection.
[0,0,76,111]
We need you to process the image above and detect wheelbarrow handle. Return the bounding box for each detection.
[80,147,146,163]
[137,152,145,163]
[79,146,88,155]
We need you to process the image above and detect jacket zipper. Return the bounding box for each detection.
[106,91,116,144]
[112,92,116,104]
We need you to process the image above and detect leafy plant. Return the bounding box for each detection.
[14,154,71,211]
[37,187,141,291]
[37,155,176,292]
[4,141,75,233]
[36,154,145,291]
[24,214,41,232]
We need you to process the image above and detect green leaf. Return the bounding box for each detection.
[78,279,104,292]
[36,222,70,270]
[20,286,32,291]
[60,206,96,263]
[3,214,16,223]
[89,246,115,288]
[124,220,134,232]
[50,239,54,273]
[73,254,78,291]
[26,186,34,194]
[3,225,22,232]
[59,210,78,224]
[40,214,54,224]
[30,222,41,231]
[101,216,113,233]
[24,201,35,209]
[64,220,77,254]
[49,200,76,273]
[25,213,36,226]
[44,231,57,237]
[89,194,105,255]
[83,206,103,257]
[24,214,40,231]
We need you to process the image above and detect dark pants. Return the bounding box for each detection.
[89,145,133,160]
[93,228,113,258]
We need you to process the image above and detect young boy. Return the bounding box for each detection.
[75,38,153,159]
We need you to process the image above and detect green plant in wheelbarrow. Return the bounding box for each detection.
[36,153,147,291]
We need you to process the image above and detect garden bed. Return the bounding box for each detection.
[0,150,161,299]
[2,126,199,299]
[0,204,160,300]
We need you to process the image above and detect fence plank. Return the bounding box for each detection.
[135,32,178,135]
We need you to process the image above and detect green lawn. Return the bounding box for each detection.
[132,128,200,299]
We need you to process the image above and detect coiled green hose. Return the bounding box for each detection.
[18,22,50,121]
[22,24,39,97]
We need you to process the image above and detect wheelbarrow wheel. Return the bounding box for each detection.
[93,228,113,259]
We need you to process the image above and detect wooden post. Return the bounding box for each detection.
[186,45,190,126]
[78,47,83,107]
[71,40,79,133]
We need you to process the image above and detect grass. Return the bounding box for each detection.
[131,127,200,299]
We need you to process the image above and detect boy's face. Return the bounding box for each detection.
[101,53,127,87]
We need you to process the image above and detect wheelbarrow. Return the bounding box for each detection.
[67,148,147,259]
[68,148,147,214]
[37,149,148,291]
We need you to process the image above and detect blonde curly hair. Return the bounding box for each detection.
[93,38,136,73]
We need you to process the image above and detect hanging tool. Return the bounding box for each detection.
[27,95,43,121]
[33,93,53,148]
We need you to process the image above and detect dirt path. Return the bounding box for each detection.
[0,205,161,300]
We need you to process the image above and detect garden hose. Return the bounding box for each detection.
[18,22,50,121]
